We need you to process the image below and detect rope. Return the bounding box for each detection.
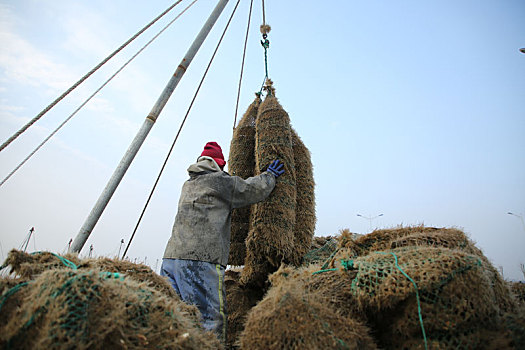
[0,0,198,189]
[312,267,338,275]
[312,253,427,349]
[31,251,79,270]
[0,1,184,154]
[262,0,266,26]
[0,282,29,312]
[233,0,254,129]
[122,0,242,259]
[258,17,270,95]
[258,35,270,95]
[0,251,78,313]
[380,252,428,350]
[320,247,340,270]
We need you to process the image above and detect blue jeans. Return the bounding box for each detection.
[161,259,226,343]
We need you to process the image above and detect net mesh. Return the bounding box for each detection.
[228,97,260,266]
[4,249,178,298]
[228,91,316,289]
[240,265,377,350]
[234,226,524,349]
[0,251,220,349]
[241,95,297,287]
[291,129,316,264]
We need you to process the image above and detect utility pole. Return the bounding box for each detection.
[88,244,94,258]
[507,212,525,233]
[70,0,230,254]
[118,238,124,258]
[357,214,384,232]
[22,227,35,252]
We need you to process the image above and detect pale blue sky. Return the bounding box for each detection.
[1,1,524,279]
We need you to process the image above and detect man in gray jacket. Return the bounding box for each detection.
[161,141,284,343]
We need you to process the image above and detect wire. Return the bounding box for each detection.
[262,0,266,25]
[0,1,184,153]
[233,0,254,129]
[0,0,198,189]
[122,0,242,259]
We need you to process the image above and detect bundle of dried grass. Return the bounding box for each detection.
[241,95,296,286]
[291,129,315,264]
[225,269,264,349]
[4,250,176,298]
[239,266,377,350]
[0,268,219,349]
[338,226,483,258]
[320,246,517,349]
[510,282,525,306]
[4,249,81,279]
[332,226,515,314]
[228,97,260,266]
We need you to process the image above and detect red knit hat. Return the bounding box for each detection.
[200,141,226,169]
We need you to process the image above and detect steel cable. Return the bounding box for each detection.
[233,0,254,129]
[0,0,198,188]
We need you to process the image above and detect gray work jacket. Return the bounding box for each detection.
[163,156,276,266]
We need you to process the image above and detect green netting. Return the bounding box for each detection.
[0,251,220,350]
[310,245,515,349]
[3,249,177,298]
[303,238,338,267]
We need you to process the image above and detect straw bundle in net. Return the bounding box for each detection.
[291,129,315,264]
[225,269,264,349]
[241,95,296,286]
[4,249,177,298]
[338,226,483,258]
[510,282,525,306]
[332,226,516,313]
[239,266,377,350]
[228,98,260,266]
[0,268,220,350]
[321,246,518,349]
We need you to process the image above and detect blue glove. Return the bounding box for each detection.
[267,159,285,177]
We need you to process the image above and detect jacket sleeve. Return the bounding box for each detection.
[230,172,276,209]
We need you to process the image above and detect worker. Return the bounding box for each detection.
[160,141,284,343]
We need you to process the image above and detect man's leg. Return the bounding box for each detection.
[160,259,227,343]
[160,258,182,297]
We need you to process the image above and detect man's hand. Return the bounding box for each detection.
[267,159,285,177]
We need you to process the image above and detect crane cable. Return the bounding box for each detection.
[259,0,271,95]
[233,0,254,129]
[0,0,185,153]
[122,0,242,259]
[0,0,198,189]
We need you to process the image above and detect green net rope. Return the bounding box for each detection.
[378,252,428,350]
[312,252,428,350]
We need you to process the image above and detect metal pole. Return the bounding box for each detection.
[23,227,35,252]
[508,212,525,233]
[71,0,229,253]
[118,238,124,258]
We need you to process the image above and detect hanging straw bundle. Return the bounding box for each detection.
[241,94,296,287]
[291,129,315,264]
[228,97,260,266]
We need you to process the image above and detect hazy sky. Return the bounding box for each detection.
[1,1,524,280]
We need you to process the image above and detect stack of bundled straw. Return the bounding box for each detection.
[228,98,259,266]
[234,226,525,350]
[228,84,316,288]
[0,250,221,350]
